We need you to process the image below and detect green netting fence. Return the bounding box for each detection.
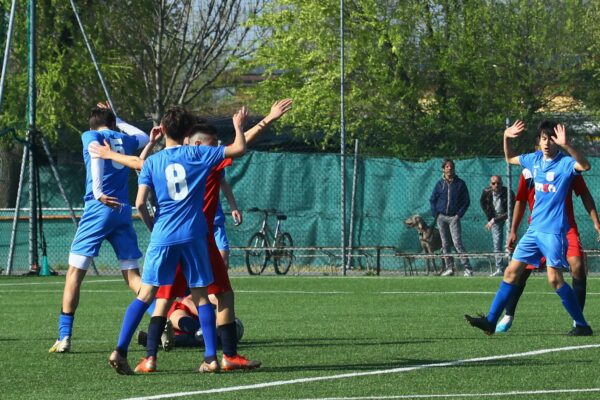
[1,152,599,274]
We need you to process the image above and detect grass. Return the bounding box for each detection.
[1,275,600,399]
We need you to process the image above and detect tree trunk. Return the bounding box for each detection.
[0,145,23,208]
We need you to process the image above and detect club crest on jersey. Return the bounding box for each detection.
[546,172,555,181]
[535,182,556,193]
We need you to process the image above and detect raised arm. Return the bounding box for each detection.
[135,184,154,232]
[224,107,248,159]
[244,99,293,144]
[220,178,242,225]
[504,120,525,165]
[554,124,591,172]
[97,101,149,149]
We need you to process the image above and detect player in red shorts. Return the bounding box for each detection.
[496,166,600,333]
[92,99,293,372]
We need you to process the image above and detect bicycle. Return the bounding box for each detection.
[245,208,294,275]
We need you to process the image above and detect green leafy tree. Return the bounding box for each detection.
[245,0,594,157]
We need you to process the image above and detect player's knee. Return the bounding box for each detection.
[547,268,564,289]
[568,257,584,279]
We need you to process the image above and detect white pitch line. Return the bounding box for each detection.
[293,387,600,399]
[120,344,600,400]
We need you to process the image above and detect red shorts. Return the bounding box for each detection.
[167,300,194,319]
[156,234,232,299]
[524,227,582,270]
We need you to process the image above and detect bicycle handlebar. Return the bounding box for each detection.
[247,207,286,217]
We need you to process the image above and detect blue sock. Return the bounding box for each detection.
[556,284,588,327]
[197,304,217,358]
[116,298,150,357]
[58,312,74,340]
[146,316,167,358]
[486,281,517,325]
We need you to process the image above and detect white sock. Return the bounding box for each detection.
[499,315,513,324]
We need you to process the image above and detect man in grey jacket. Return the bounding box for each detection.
[430,159,472,276]
[480,176,515,276]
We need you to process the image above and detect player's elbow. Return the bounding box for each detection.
[225,143,247,159]
[579,162,591,172]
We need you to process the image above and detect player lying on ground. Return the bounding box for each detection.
[465,120,593,336]
[495,163,600,334]
[136,295,244,350]
[49,107,153,354]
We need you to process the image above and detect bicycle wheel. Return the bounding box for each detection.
[245,232,268,275]
[274,232,293,275]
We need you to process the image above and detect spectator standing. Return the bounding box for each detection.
[430,159,473,276]
[480,175,515,277]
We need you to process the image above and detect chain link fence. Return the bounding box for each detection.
[1,150,599,276]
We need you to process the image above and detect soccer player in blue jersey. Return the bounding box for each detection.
[49,107,150,353]
[108,105,247,375]
[466,120,593,336]
[214,180,242,269]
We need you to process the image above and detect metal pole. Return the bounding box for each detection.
[27,0,38,272]
[6,147,28,275]
[39,135,79,229]
[68,0,117,115]
[0,0,17,113]
[340,0,347,275]
[505,117,512,262]
[346,139,358,270]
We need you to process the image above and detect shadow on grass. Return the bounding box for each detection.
[241,337,434,348]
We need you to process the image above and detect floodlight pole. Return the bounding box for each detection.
[340,0,347,275]
[27,0,39,271]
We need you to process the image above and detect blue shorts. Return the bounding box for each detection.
[512,229,569,269]
[213,224,229,251]
[70,201,142,261]
[142,237,213,288]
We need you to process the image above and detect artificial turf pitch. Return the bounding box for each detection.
[1,274,600,399]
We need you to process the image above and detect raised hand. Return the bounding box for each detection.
[504,120,525,138]
[553,124,568,147]
[233,106,248,130]
[96,101,112,110]
[89,140,113,159]
[265,99,293,122]
[149,126,164,144]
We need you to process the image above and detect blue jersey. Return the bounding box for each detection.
[214,201,226,226]
[82,129,141,203]
[139,145,225,246]
[519,150,578,234]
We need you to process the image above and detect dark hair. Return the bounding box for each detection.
[441,159,454,170]
[538,120,558,139]
[89,107,116,130]
[161,106,195,141]
[189,123,218,137]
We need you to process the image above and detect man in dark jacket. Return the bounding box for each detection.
[429,159,472,276]
[480,175,515,276]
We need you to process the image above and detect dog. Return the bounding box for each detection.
[404,214,443,274]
